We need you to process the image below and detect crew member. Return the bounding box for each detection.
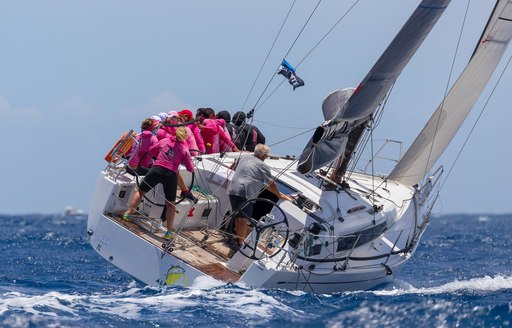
[123,127,194,240]
[231,111,265,152]
[227,144,292,244]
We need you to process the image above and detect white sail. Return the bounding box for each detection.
[388,0,512,186]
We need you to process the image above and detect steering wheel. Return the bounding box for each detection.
[175,170,195,205]
[231,198,289,260]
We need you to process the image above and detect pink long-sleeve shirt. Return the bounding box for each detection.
[188,123,205,153]
[128,130,158,168]
[201,118,236,154]
[149,138,194,174]
[155,124,199,156]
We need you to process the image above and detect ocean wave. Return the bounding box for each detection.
[373,275,512,296]
[0,283,309,324]
[2,213,512,327]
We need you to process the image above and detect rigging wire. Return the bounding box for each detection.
[239,0,362,159]
[232,0,363,178]
[440,53,512,191]
[204,0,317,215]
[254,78,286,111]
[345,85,391,181]
[369,116,376,210]
[228,0,314,157]
[269,127,316,148]
[421,0,472,185]
[224,0,298,152]
[252,119,312,130]
[251,0,324,112]
[254,0,361,111]
[283,0,323,59]
[295,0,361,67]
[240,0,298,112]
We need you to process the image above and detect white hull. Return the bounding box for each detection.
[87,153,432,294]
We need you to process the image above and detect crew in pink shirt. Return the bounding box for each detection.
[179,109,205,154]
[127,118,159,176]
[149,137,194,174]
[124,127,194,240]
[196,108,239,154]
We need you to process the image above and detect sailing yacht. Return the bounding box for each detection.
[87,0,512,293]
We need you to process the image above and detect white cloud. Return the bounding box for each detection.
[53,96,98,118]
[0,95,42,124]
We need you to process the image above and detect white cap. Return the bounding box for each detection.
[167,111,179,118]
[158,112,169,121]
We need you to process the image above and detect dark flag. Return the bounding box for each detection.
[277,59,305,90]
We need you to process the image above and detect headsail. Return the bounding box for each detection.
[297,0,451,175]
[388,0,512,186]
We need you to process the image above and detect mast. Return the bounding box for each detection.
[297,0,452,176]
[388,0,512,186]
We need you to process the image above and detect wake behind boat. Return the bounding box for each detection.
[87,0,512,293]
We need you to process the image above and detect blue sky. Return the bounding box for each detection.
[1,1,510,215]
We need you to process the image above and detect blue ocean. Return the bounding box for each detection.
[0,213,511,327]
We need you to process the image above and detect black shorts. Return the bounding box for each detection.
[139,165,178,202]
[229,194,253,219]
[126,166,150,176]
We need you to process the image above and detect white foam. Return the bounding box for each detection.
[0,288,197,320]
[0,285,308,320]
[7,275,508,321]
[0,291,81,317]
[189,275,224,290]
[373,275,512,296]
[201,289,305,318]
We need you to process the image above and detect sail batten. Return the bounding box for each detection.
[297,0,452,175]
[388,0,512,186]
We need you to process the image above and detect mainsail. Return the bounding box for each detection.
[388,0,512,186]
[297,0,452,175]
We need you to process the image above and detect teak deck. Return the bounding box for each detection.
[107,214,241,282]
